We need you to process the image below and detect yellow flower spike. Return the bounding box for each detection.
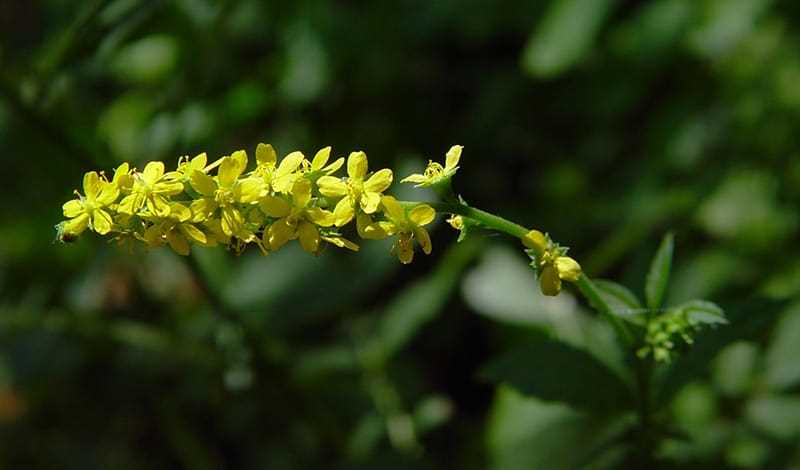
[401,144,462,187]
[317,151,393,227]
[61,171,119,236]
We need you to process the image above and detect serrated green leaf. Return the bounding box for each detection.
[481,339,633,413]
[645,232,674,310]
[676,299,727,325]
[593,279,646,325]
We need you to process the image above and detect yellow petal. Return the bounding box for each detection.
[275,151,304,179]
[190,198,217,222]
[347,151,368,180]
[297,221,320,254]
[117,193,143,215]
[311,146,331,171]
[268,219,295,250]
[323,157,345,175]
[147,194,171,217]
[218,156,243,187]
[190,170,217,196]
[408,204,435,226]
[363,168,393,193]
[360,191,381,214]
[306,207,335,227]
[555,256,582,281]
[540,265,562,296]
[321,235,359,251]
[191,152,208,170]
[380,196,405,223]
[143,224,164,246]
[259,195,291,218]
[333,197,355,226]
[142,161,165,183]
[91,209,113,235]
[112,163,132,190]
[95,182,119,206]
[414,227,432,255]
[231,150,248,174]
[317,176,348,197]
[522,230,547,252]
[63,213,90,237]
[153,180,184,195]
[400,173,427,184]
[445,145,462,172]
[170,203,191,222]
[179,223,207,245]
[220,206,243,237]
[83,171,101,200]
[63,199,83,218]
[166,229,190,256]
[292,179,312,208]
[236,177,263,203]
[256,143,277,167]
[395,234,414,264]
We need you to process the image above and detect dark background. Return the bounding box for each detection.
[1,0,800,468]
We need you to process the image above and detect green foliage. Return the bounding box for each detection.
[2,0,800,468]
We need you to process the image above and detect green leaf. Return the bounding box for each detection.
[593,279,646,325]
[486,386,634,470]
[645,232,674,311]
[675,299,727,325]
[522,0,618,78]
[481,339,633,413]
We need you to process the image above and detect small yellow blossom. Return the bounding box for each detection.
[141,203,209,255]
[62,171,119,236]
[118,162,184,217]
[317,151,393,227]
[522,229,582,296]
[379,196,435,264]
[260,179,335,254]
[401,145,462,187]
[189,151,262,238]
[254,143,306,194]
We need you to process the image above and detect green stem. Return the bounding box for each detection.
[400,199,635,346]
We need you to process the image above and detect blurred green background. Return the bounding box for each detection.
[2,0,800,468]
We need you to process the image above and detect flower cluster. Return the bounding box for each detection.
[522,229,582,296]
[56,144,436,263]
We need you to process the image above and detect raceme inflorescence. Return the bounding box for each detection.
[56,143,582,296]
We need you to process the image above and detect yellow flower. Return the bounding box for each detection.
[379,196,435,264]
[118,162,184,217]
[141,203,209,255]
[317,151,393,227]
[61,171,120,236]
[401,145,461,187]
[254,143,306,194]
[522,229,582,296]
[176,152,209,179]
[260,179,335,254]
[189,150,262,238]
